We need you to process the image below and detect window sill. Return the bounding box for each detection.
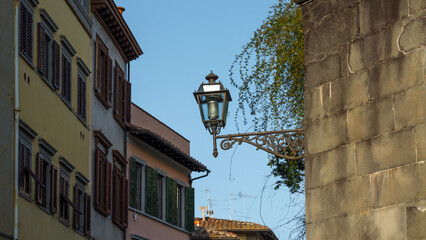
[95,91,111,109]
[38,204,52,215]
[94,204,110,217]
[59,217,70,228]
[113,114,125,130]
[128,207,191,235]
[18,191,32,203]
[113,218,125,230]
[19,51,34,69]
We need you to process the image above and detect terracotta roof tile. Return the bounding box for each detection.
[194,217,271,231]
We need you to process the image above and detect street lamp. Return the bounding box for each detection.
[194,72,304,159]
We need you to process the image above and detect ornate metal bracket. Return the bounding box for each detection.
[212,129,304,160]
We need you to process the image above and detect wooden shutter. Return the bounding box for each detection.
[36,153,43,204]
[84,193,91,236]
[19,3,33,61]
[105,160,112,214]
[19,3,25,53]
[145,166,157,217]
[166,177,173,224]
[25,5,33,60]
[95,39,101,93]
[185,187,195,232]
[64,177,70,221]
[37,23,46,75]
[18,141,26,190]
[129,158,137,208]
[122,178,129,228]
[51,165,58,214]
[113,67,119,116]
[112,167,118,221]
[52,40,60,89]
[73,185,79,229]
[107,57,113,106]
[125,81,131,123]
[94,149,100,206]
[78,75,86,120]
[62,55,71,103]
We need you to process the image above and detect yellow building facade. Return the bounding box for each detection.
[17,0,92,239]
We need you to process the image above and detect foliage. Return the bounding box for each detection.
[268,152,304,194]
[229,0,304,131]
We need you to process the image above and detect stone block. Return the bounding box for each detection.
[360,0,408,34]
[306,72,369,121]
[369,50,424,101]
[323,176,369,218]
[349,30,386,72]
[347,98,395,142]
[416,124,426,161]
[306,221,326,240]
[306,144,355,189]
[399,17,426,53]
[356,129,416,175]
[304,6,359,56]
[395,86,426,129]
[409,0,426,14]
[306,187,324,223]
[325,214,359,239]
[305,113,348,155]
[359,206,407,240]
[385,18,408,60]
[305,54,341,88]
[407,205,426,239]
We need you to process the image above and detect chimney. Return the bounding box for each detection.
[117,7,125,15]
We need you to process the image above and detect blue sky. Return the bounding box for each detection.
[116,1,304,238]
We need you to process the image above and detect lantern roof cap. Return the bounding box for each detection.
[205,71,219,83]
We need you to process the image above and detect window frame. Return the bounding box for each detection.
[129,156,146,212]
[112,150,128,229]
[59,169,71,226]
[37,9,58,88]
[93,131,112,216]
[94,35,112,109]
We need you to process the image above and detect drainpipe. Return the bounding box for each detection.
[189,169,210,187]
[13,0,20,239]
[123,61,130,240]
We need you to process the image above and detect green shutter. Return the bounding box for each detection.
[129,158,137,208]
[166,177,178,225]
[145,166,158,216]
[185,187,195,232]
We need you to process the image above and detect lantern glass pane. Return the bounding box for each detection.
[202,83,221,92]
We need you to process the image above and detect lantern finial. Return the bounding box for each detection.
[205,71,219,83]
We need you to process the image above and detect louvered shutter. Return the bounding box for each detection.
[125,81,131,123]
[122,178,129,228]
[25,145,32,194]
[18,141,26,190]
[51,165,58,213]
[84,193,91,236]
[19,3,33,61]
[62,55,71,103]
[64,177,70,221]
[105,160,112,214]
[66,58,72,103]
[95,40,101,93]
[185,187,195,232]
[113,67,119,116]
[94,149,100,206]
[78,75,86,120]
[25,5,33,60]
[112,167,118,221]
[73,185,79,229]
[129,158,137,208]
[145,166,157,216]
[166,177,178,225]
[52,41,60,89]
[107,57,113,106]
[37,23,46,75]
[36,153,43,204]
[19,3,25,53]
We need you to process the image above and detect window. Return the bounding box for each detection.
[94,131,112,216]
[112,151,129,229]
[73,172,90,237]
[61,50,72,105]
[35,138,57,214]
[113,63,131,127]
[129,157,145,211]
[95,36,112,108]
[19,0,34,63]
[156,173,165,219]
[37,10,59,88]
[77,73,87,121]
[18,127,35,198]
[59,157,78,227]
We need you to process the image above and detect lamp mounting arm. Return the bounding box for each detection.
[212,129,304,160]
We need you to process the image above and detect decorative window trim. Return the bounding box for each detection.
[64,0,92,34]
[39,8,58,32]
[60,35,76,56]
[75,171,89,186]
[26,0,39,7]
[38,137,57,155]
[59,156,75,172]
[130,234,150,240]
[19,120,37,139]
[77,57,91,76]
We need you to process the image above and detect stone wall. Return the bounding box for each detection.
[301,0,425,239]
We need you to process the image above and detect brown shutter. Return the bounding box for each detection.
[66,58,72,102]
[78,76,87,120]
[84,193,91,235]
[95,39,101,93]
[37,23,46,75]
[112,167,118,221]
[52,40,60,89]
[19,3,24,53]
[105,160,112,214]
[107,57,113,107]
[122,178,129,228]
[18,142,26,190]
[26,5,33,60]
[125,81,131,123]
[51,165,58,214]
[73,185,77,229]
[113,67,119,116]
[36,153,43,204]
[94,149,100,206]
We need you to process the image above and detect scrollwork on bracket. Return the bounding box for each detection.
[213,129,304,160]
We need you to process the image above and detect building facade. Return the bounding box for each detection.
[89,1,142,239]
[127,103,209,240]
[14,0,92,239]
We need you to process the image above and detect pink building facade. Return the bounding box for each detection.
[126,103,209,240]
